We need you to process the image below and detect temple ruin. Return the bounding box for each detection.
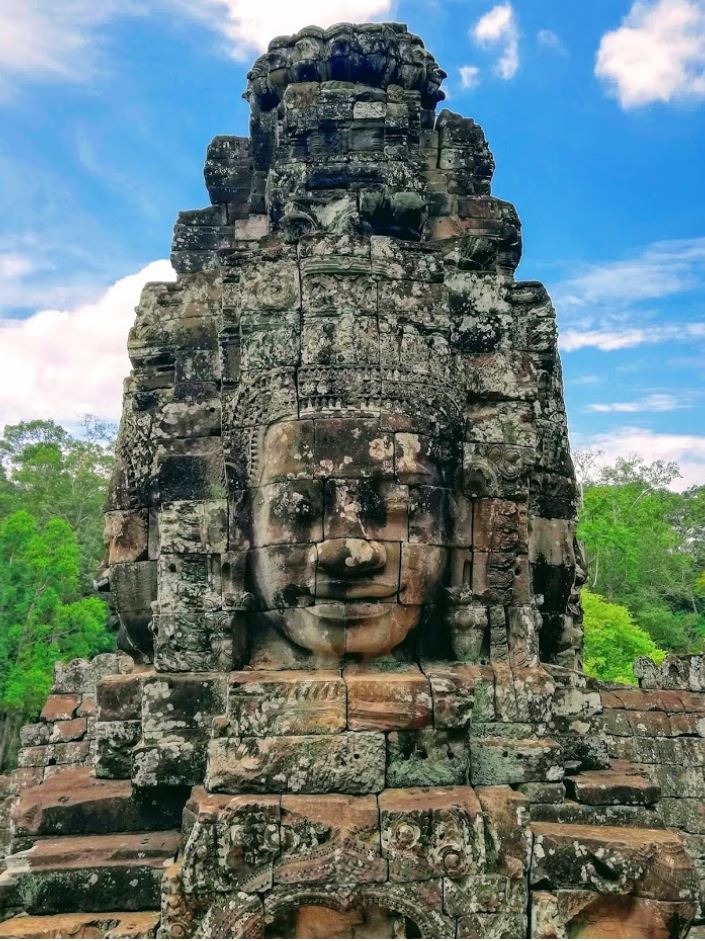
[1,22,705,939]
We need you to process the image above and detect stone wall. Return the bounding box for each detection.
[15,654,136,790]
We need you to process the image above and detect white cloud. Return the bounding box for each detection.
[560,322,705,351]
[459,65,481,89]
[0,0,397,91]
[595,0,705,108]
[0,260,174,427]
[472,3,519,79]
[167,0,396,58]
[575,427,705,489]
[586,393,683,413]
[537,29,567,55]
[552,237,705,311]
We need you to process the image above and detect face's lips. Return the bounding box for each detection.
[305,602,398,624]
[315,579,401,600]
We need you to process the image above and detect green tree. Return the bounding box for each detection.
[0,417,115,592]
[0,510,112,770]
[578,455,705,653]
[583,589,666,685]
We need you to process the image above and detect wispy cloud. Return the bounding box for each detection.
[0,0,133,97]
[574,426,705,489]
[537,29,567,55]
[472,4,519,79]
[551,237,705,352]
[560,323,705,351]
[596,0,705,108]
[0,259,174,426]
[552,237,705,310]
[459,65,481,89]
[586,393,684,413]
[570,374,601,386]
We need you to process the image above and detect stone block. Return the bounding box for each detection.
[96,674,145,722]
[493,663,555,723]
[247,545,315,609]
[250,481,323,547]
[380,785,485,882]
[8,831,179,915]
[40,696,79,722]
[566,770,660,807]
[314,418,394,479]
[157,553,222,612]
[0,912,161,939]
[476,786,530,876]
[276,794,385,884]
[227,670,346,736]
[472,551,530,605]
[239,258,301,311]
[345,666,431,731]
[104,510,149,564]
[48,718,86,744]
[470,737,563,786]
[153,612,237,673]
[473,499,528,554]
[206,732,386,794]
[158,500,227,554]
[386,728,468,787]
[12,767,183,838]
[444,873,525,917]
[324,479,408,542]
[181,789,280,894]
[399,544,447,605]
[94,721,141,779]
[531,890,696,941]
[530,823,697,901]
[141,673,226,738]
[423,662,495,728]
[131,734,208,788]
[20,724,50,747]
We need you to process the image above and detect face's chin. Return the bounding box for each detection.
[274,602,422,657]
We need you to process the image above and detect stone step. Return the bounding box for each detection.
[530,798,665,829]
[0,911,160,938]
[530,822,698,902]
[5,831,179,915]
[565,768,660,806]
[11,767,186,844]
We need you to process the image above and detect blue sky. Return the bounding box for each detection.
[0,0,704,485]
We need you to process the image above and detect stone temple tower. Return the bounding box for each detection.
[2,22,705,940]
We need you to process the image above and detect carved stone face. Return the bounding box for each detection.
[247,417,452,659]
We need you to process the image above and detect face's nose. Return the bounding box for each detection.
[317,538,387,576]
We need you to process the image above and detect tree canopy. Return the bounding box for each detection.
[0,419,116,770]
[577,454,705,658]
[582,589,665,685]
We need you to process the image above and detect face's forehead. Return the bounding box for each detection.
[258,417,450,488]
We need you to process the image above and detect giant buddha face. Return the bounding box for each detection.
[246,415,459,659]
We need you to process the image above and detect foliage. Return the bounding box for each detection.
[0,418,116,771]
[0,510,112,769]
[583,589,666,685]
[0,417,115,592]
[577,454,705,655]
